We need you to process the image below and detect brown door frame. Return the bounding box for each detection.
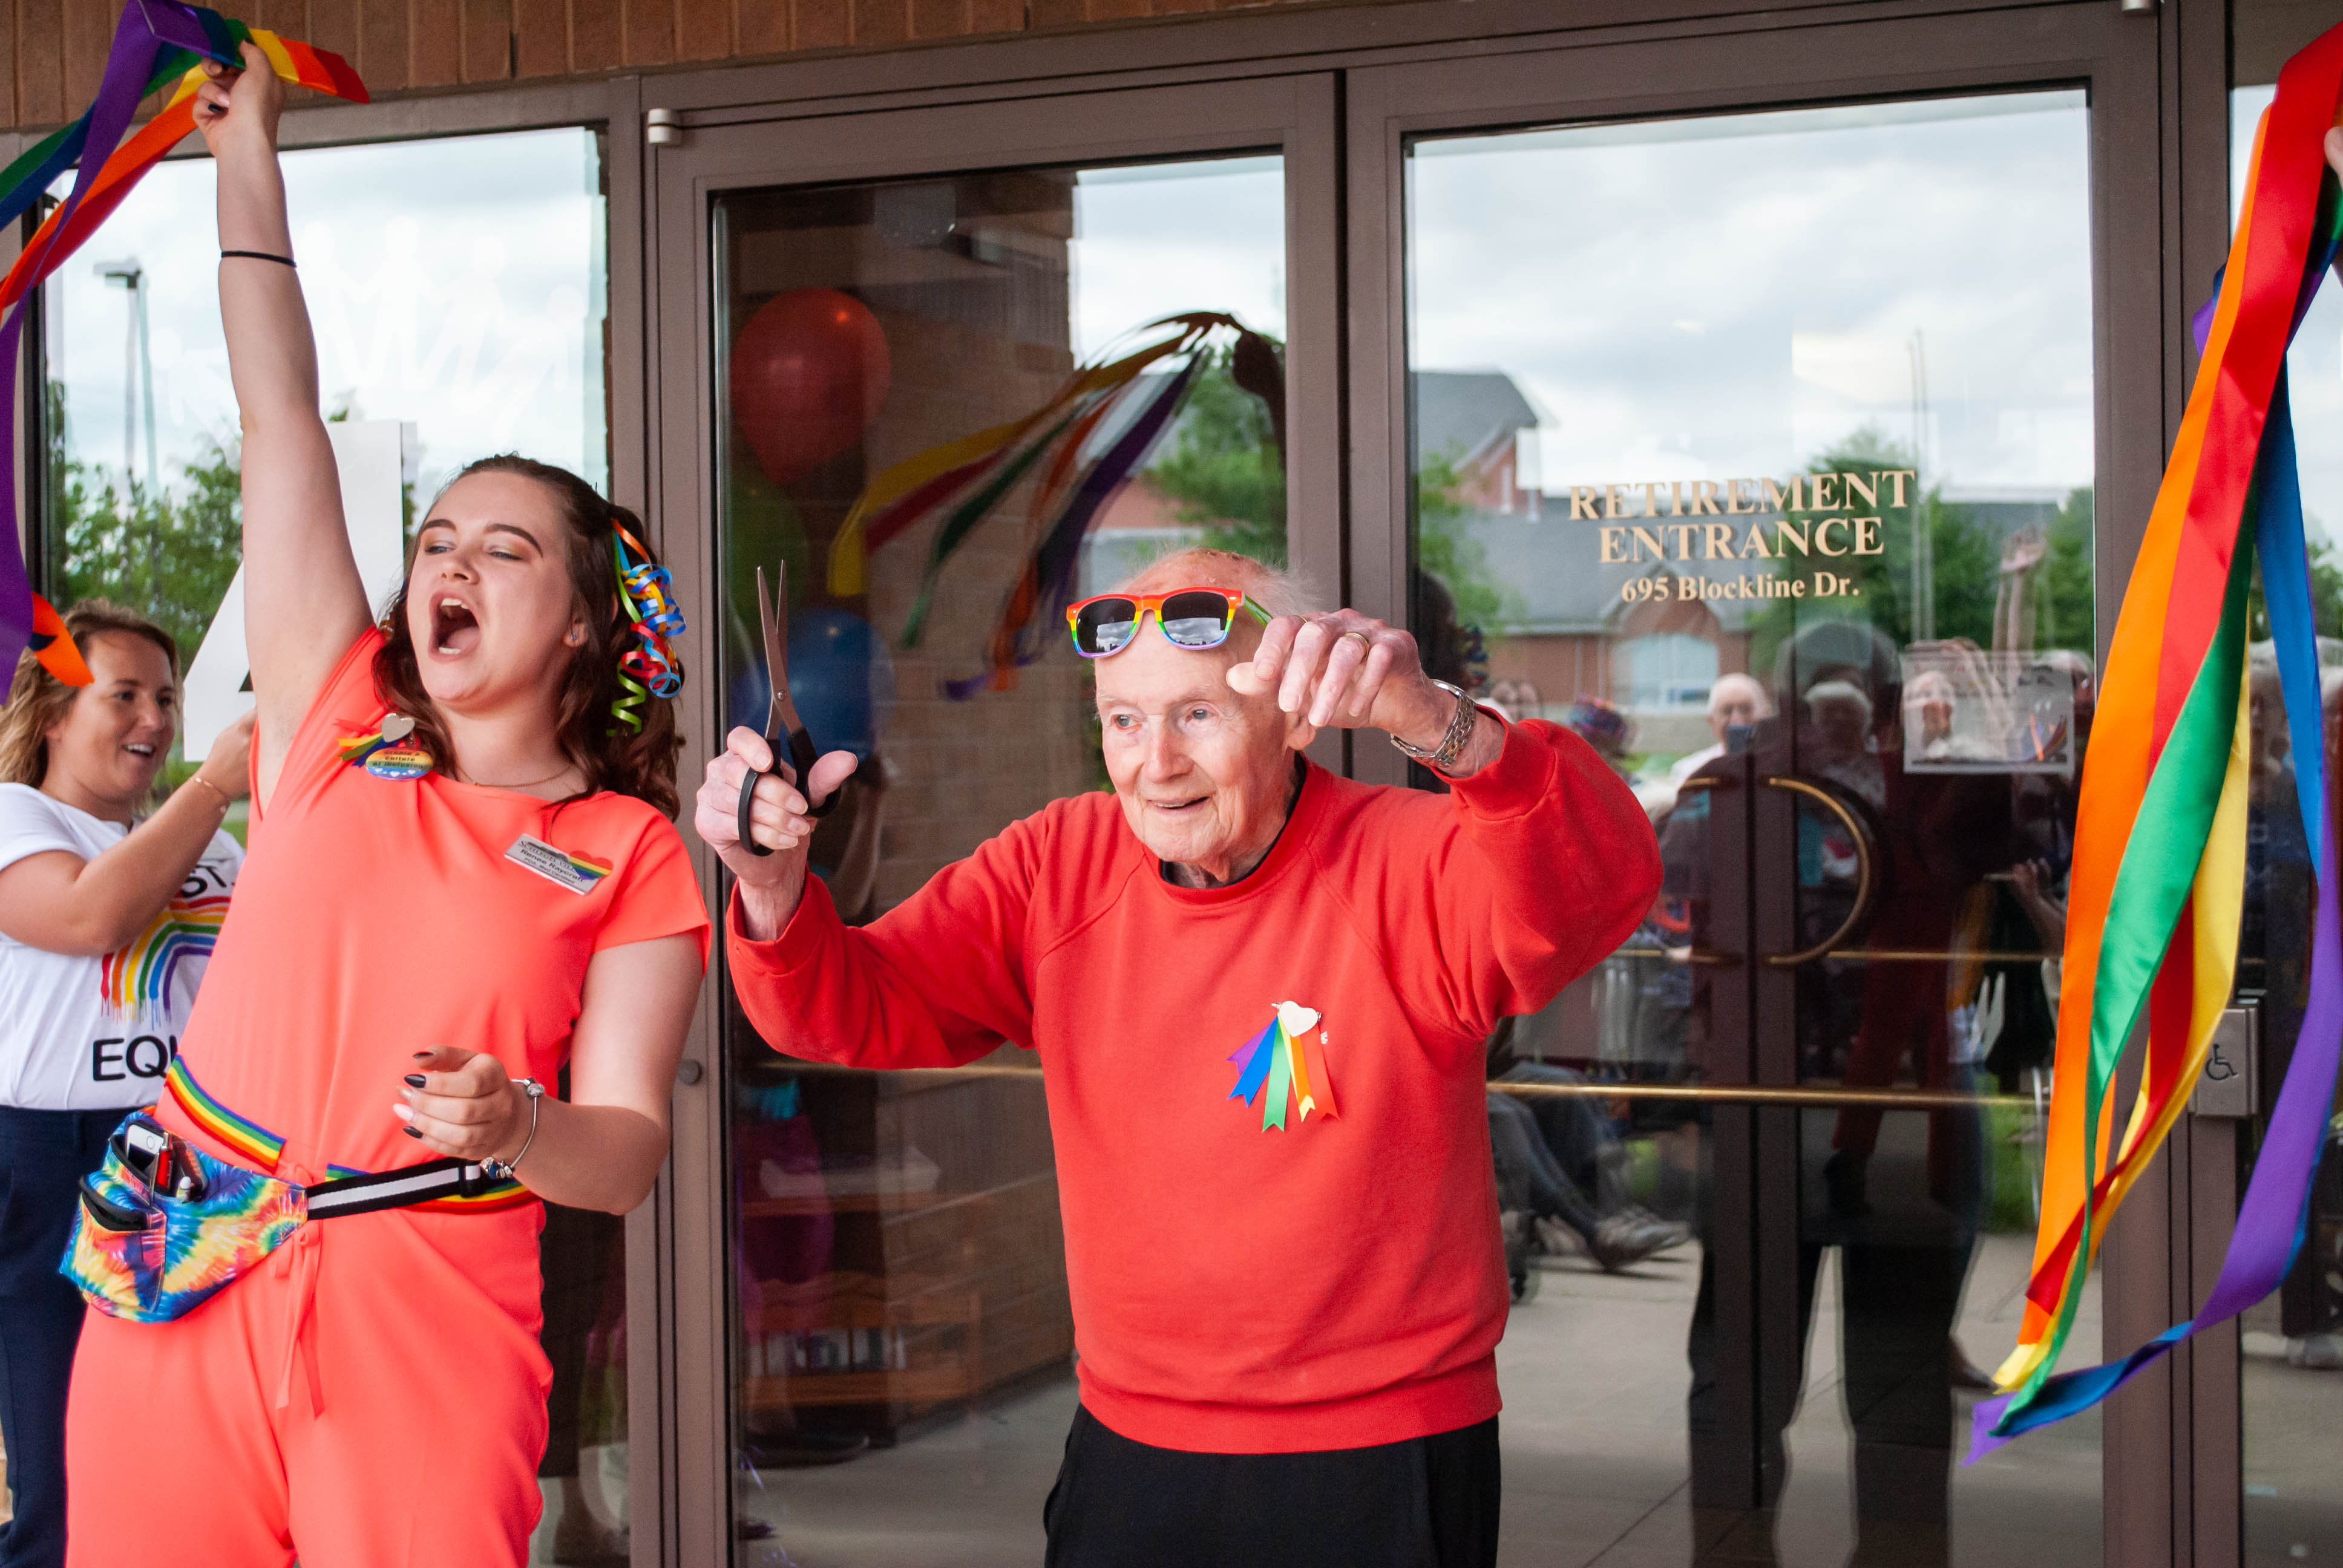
[642,76,1342,1564]
[0,0,2242,1558]
[1340,6,2174,1561]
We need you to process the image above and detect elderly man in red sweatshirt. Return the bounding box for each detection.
[695,548,1659,1568]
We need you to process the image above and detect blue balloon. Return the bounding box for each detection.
[730,608,895,761]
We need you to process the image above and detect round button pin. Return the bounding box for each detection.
[365,745,433,782]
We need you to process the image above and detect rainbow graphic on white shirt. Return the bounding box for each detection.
[99,892,229,1023]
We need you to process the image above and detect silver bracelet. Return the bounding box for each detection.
[1389,679,1482,775]
[480,1077,545,1181]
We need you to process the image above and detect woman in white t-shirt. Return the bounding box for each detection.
[0,599,248,1568]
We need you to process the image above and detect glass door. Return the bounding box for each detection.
[650,76,1338,1567]
[1352,8,2163,1564]
[2227,5,2343,1564]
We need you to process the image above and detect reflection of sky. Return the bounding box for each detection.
[1072,156,1285,359]
[2234,85,2339,544]
[1408,93,2094,495]
[47,128,606,501]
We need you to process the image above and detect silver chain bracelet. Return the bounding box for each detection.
[480,1077,545,1181]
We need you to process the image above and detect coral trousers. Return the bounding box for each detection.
[62,1201,549,1568]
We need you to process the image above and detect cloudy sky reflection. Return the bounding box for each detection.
[47,127,605,501]
[1073,155,1285,361]
[1409,91,2094,500]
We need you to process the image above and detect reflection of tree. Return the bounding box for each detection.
[2037,487,2094,652]
[45,380,241,666]
[2247,517,2343,641]
[1748,426,2095,674]
[1414,452,1512,636]
[1147,345,1286,567]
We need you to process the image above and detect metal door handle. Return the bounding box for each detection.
[1760,774,1878,967]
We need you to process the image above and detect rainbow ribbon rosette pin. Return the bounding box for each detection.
[1227,1002,1338,1133]
[1971,19,2343,1455]
[0,1,365,701]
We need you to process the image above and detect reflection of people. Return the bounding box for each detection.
[1486,678,1542,724]
[1668,673,1771,788]
[701,548,1661,1567]
[1682,619,2014,1568]
[1487,1070,1688,1276]
[1563,694,1634,776]
[62,54,710,1568]
[0,606,249,1568]
[1906,668,1959,761]
[1803,678,1884,808]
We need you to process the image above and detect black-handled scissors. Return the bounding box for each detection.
[736,561,836,857]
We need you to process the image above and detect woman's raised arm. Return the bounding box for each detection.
[195,48,370,808]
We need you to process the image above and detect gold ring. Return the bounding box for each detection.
[1339,631,1372,651]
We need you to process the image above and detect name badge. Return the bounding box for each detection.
[505,834,613,895]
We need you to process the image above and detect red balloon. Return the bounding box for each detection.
[729,288,891,486]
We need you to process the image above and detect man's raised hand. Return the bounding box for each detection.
[1227,608,1453,750]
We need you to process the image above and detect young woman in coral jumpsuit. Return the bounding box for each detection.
[62,47,709,1568]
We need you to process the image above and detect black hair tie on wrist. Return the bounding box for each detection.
[220,249,296,268]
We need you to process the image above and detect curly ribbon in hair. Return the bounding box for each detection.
[611,524,686,732]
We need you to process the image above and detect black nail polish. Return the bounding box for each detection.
[402,1074,426,1088]
[412,1052,432,1060]
[402,1125,422,1138]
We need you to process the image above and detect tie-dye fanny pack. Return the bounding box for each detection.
[64,1113,523,1324]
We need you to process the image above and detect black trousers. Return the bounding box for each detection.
[1043,1404,1500,1568]
[0,1106,123,1568]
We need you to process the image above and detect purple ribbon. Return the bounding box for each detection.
[0,2,193,679]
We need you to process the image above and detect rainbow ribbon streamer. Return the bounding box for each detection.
[0,1,365,700]
[28,594,91,684]
[1227,1002,1337,1132]
[612,523,684,731]
[822,312,1284,699]
[1972,21,2343,1454]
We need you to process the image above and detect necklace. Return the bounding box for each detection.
[457,760,575,792]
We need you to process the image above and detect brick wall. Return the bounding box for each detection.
[0,0,1349,131]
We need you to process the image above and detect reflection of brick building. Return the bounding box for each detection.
[1415,371,1542,515]
[1411,370,1760,755]
[1420,370,2071,759]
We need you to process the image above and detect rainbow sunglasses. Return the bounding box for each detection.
[1065,587,1273,658]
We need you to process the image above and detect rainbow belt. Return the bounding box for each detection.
[166,1057,532,1216]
